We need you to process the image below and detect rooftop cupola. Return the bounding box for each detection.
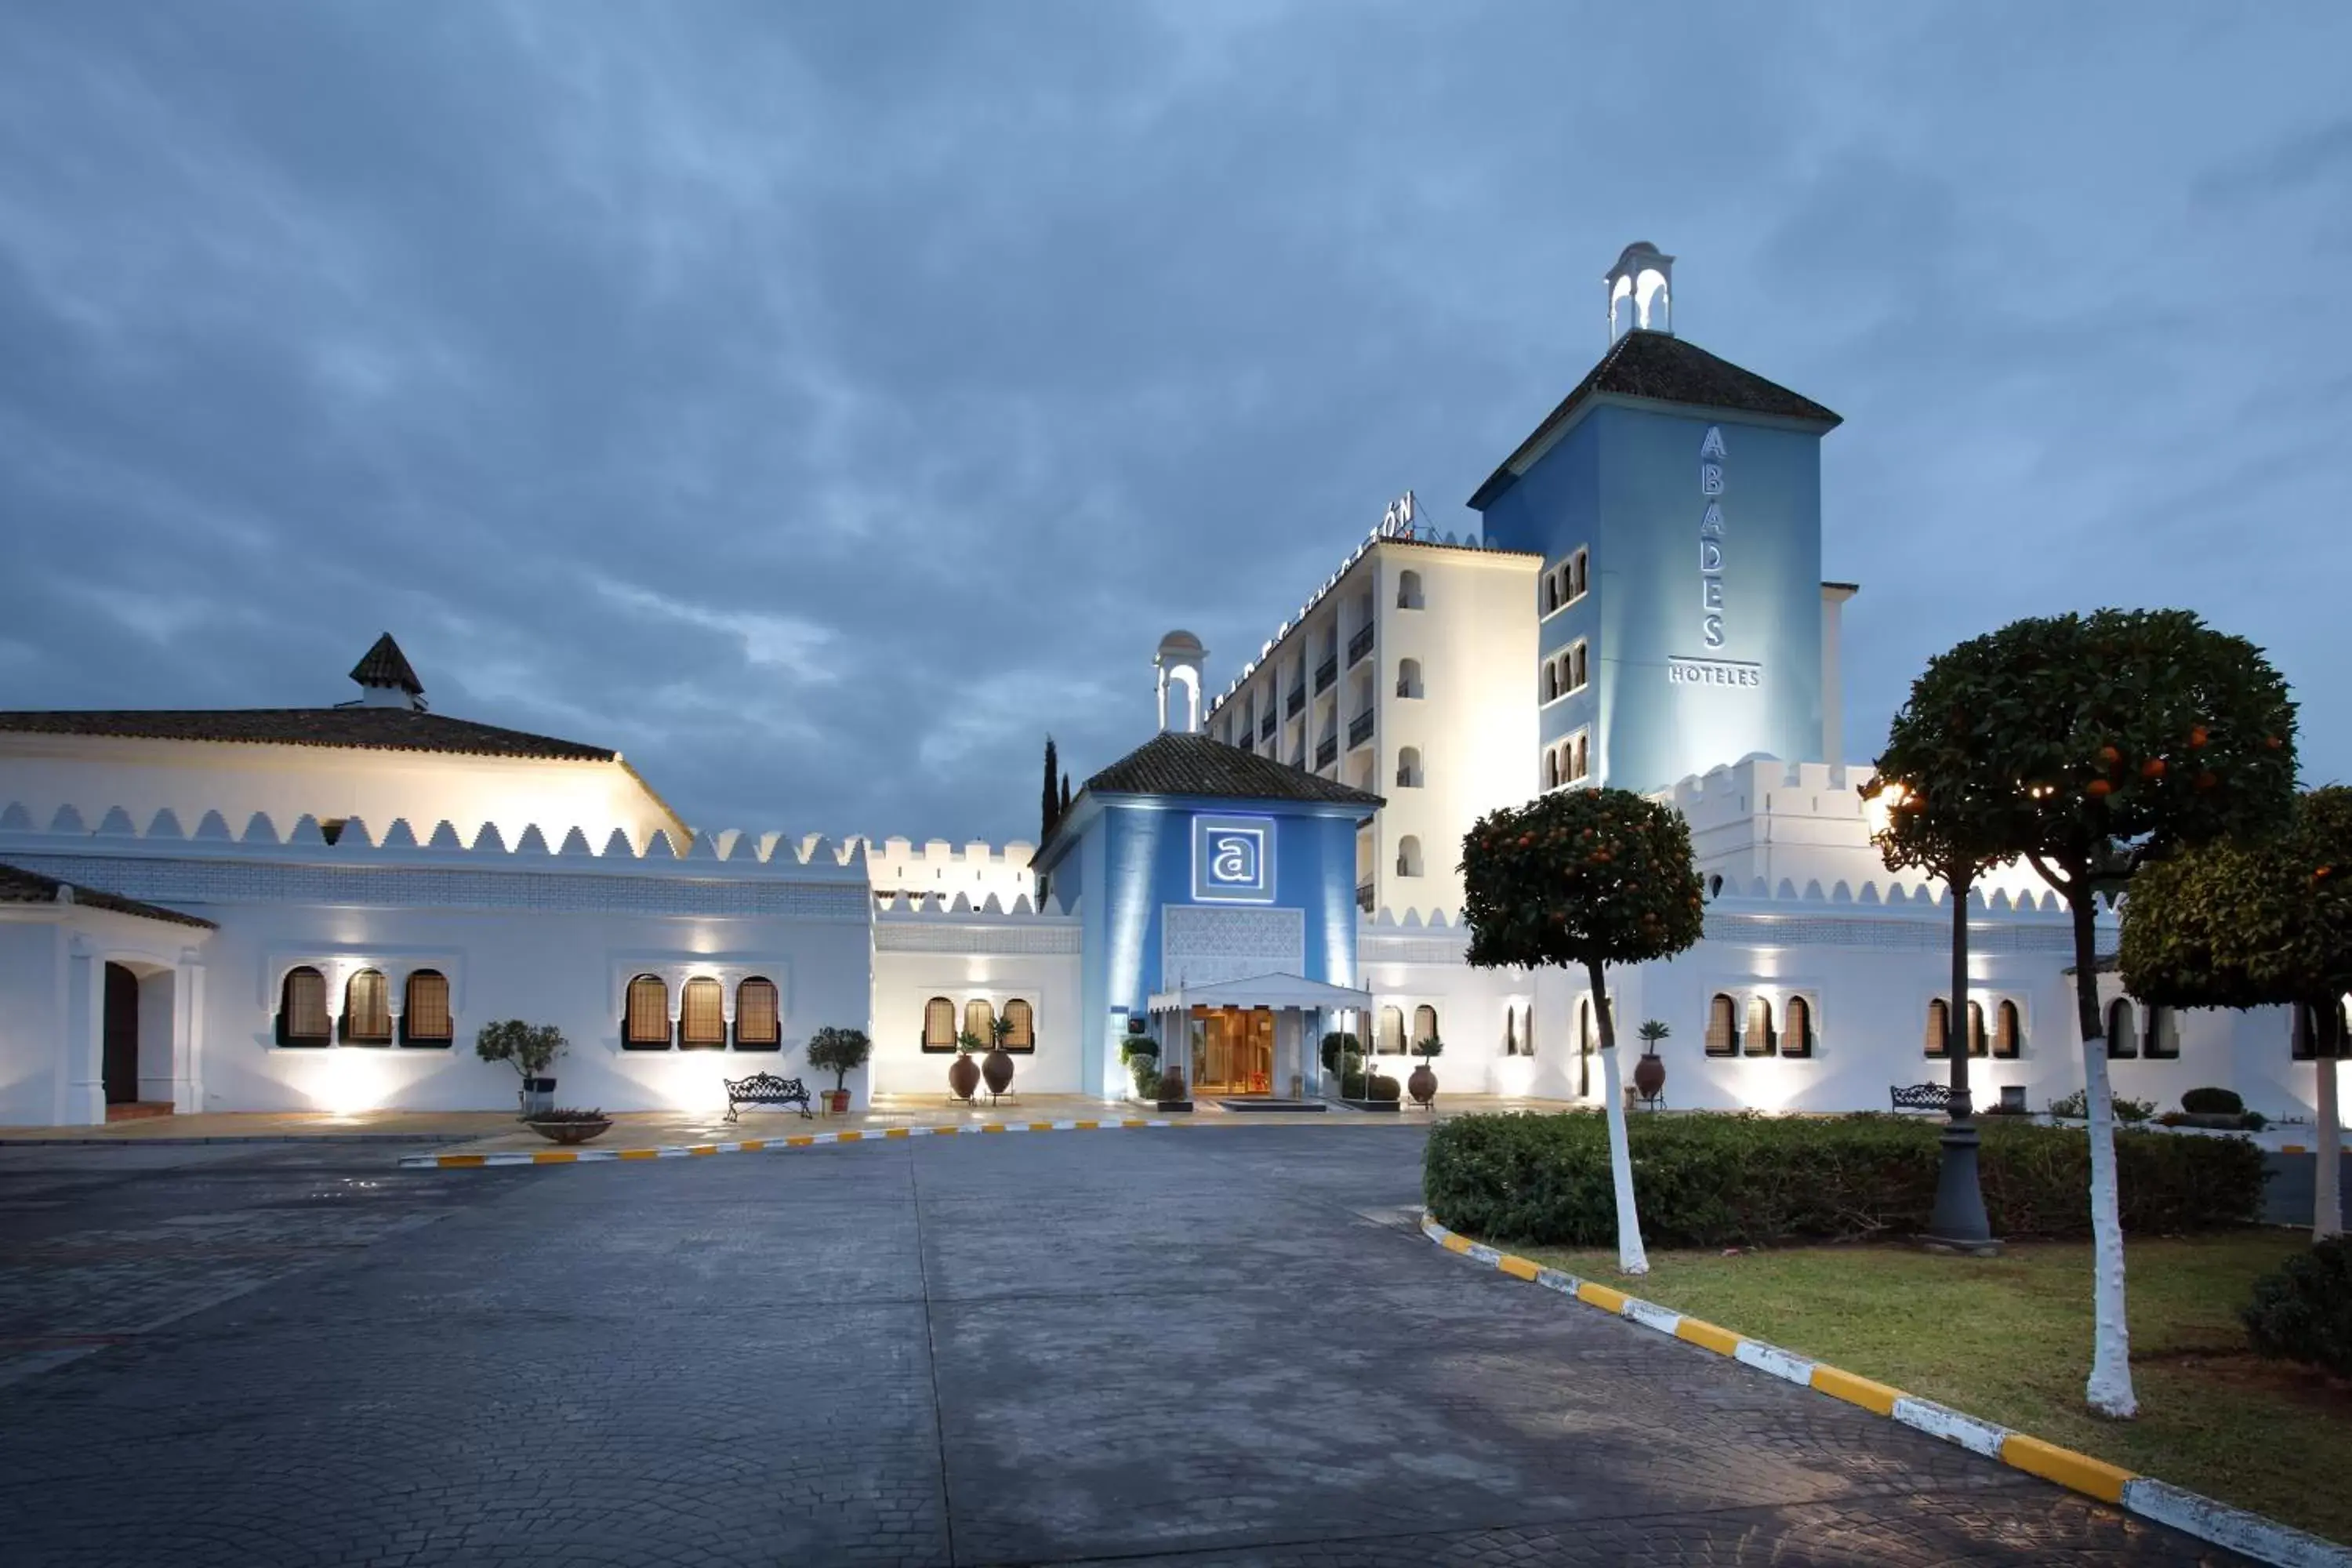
[349,632,427,711]
[1154,630,1207,735]
[1605,241,1675,343]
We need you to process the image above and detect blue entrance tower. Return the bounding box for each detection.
[1470,244,1843,796]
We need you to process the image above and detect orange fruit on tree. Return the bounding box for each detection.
[2141,757,2166,779]
[2086,779,2114,797]
[2189,726,2209,749]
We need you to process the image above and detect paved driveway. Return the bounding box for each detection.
[0,1129,2239,1566]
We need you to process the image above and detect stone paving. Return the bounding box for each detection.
[0,1129,2252,1566]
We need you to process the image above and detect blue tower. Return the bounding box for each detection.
[1470,243,1842,796]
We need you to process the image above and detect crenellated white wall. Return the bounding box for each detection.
[864,837,1037,909]
[0,732,684,858]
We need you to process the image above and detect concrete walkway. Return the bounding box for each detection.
[0,1126,2241,1565]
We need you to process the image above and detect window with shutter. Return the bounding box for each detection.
[1993,1000,2021,1059]
[923,997,956,1052]
[402,970,453,1047]
[1925,999,1950,1058]
[1004,998,1035,1052]
[342,969,392,1045]
[1784,995,1813,1058]
[1744,995,1775,1056]
[624,975,670,1049]
[735,978,781,1049]
[680,978,725,1049]
[1705,993,1737,1057]
[278,967,330,1047]
[2105,998,2138,1058]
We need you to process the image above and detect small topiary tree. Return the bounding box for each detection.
[1461,786,1705,1275]
[2180,1087,2245,1116]
[2121,786,2350,1240]
[1319,1030,1361,1076]
[2241,1238,2352,1377]
[804,1026,872,1109]
[1872,608,2297,1417]
[474,1020,567,1115]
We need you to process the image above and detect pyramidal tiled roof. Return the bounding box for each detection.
[0,708,618,762]
[1470,331,1840,508]
[350,633,424,695]
[1083,731,1384,808]
[0,862,216,928]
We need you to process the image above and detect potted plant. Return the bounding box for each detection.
[1120,1034,1161,1100]
[1634,1019,1670,1106]
[1156,1062,1192,1113]
[521,1106,611,1145]
[804,1025,871,1116]
[982,1013,1017,1099]
[1407,1033,1443,1108]
[949,1029,984,1102]
[475,1019,568,1118]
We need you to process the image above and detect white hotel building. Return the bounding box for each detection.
[0,247,2332,1131]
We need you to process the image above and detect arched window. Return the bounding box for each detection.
[1571,641,1588,691]
[401,969,452,1047]
[1413,1004,1439,1051]
[964,997,996,1045]
[1541,658,1559,702]
[1571,548,1589,599]
[1704,993,1737,1056]
[1396,836,1423,877]
[1396,659,1423,699]
[339,968,392,1045]
[2104,996,2138,1058]
[1744,995,1776,1056]
[1576,996,1595,1095]
[1571,732,1588,782]
[680,977,726,1049]
[1396,746,1421,789]
[1543,745,1562,790]
[1003,998,1035,1052]
[1966,1000,1987,1058]
[623,974,670,1049]
[1502,1007,1519,1057]
[1924,998,1950,1058]
[1540,571,1559,615]
[922,996,956,1053]
[1396,569,1424,609]
[1993,1000,2022,1059]
[1784,995,1813,1058]
[1377,1005,1405,1055]
[278,966,330,1047]
[2145,1004,2180,1059]
[734,978,781,1050]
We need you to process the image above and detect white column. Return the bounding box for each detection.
[1820,583,1858,764]
[60,938,104,1126]
[178,958,207,1112]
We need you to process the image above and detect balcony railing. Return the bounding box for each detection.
[1314,656,1338,693]
[1347,710,1374,749]
[1347,624,1375,666]
[1356,880,1374,913]
[1316,735,1339,768]
[1259,711,1276,740]
[1286,685,1305,717]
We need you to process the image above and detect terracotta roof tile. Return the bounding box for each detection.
[0,708,617,762]
[1083,732,1384,808]
[0,862,216,928]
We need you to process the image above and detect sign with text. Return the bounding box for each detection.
[1191,815,1276,903]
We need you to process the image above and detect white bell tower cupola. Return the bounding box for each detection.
[1154,630,1207,735]
[1605,241,1675,344]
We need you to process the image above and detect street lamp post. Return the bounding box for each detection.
[1926,868,1999,1254]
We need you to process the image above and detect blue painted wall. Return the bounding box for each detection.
[1479,395,1827,793]
[1046,794,1367,1096]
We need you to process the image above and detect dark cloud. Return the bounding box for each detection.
[2,2,2347,840]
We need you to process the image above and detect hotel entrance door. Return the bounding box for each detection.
[1192,1006,1275,1096]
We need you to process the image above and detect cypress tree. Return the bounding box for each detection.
[1041,736,1060,841]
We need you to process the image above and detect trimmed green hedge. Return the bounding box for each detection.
[1424,1112,2268,1249]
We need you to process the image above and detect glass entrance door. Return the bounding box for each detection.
[1192,1007,1276,1095]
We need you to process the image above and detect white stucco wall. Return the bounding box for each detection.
[869,898,1083,1098]
[0,733,683,857]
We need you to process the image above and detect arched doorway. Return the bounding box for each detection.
[102,962,140,1106]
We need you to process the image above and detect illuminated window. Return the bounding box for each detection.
[1377,1005,1405,1055]
[402,970,453,1047]
[735,978,781,1050]
[2144,1004,2180,1060]
[1992,1000,2022,1059]
[1967,1000,1987,1058]
[2104,997,2137,1058]
[1502,1007,1519,1057]
[1413,1004,1439,1052]
[1784,995,1814,1058]
[679,977,726,1049]
[1925,998,1950,1059]
[1396,836,1423,877]
[964,997,995,1044]
[341,968,392,1045]
[1744,995,1776,1056]
[1705,993,1737,1057]
[278,967,330,1047]
[1003,998,1035,1052]
[922,996,956,1053]
[623,975,669,1049]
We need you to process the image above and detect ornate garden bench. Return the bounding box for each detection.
[723,1071,813,1123]
[1889,1082,1952,1115]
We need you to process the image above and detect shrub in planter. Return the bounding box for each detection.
[2049,1087,2156,1124]
[2182,1087,2245,1116]
[1367,1073,1402,1103]
[1320,1032,1362,1074]
[2241,1238,2352,1377]
[1422,1111,2268,1250]
[475,1020,568,1116]
[804,1026,872,1114]
[522,1106,610,1145]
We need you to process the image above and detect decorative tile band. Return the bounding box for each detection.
[1415,1210,2349,1568]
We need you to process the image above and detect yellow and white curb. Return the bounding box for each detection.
[397,1117,1182,1169]
[1418,1211,2350,1568]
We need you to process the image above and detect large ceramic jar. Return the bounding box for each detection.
[1407,1062,1438,1107]
[949,1052,981,1102]
[1634,1049,1667,1105]
[982,1045,1014,1098]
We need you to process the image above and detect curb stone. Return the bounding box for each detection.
[1417,1210,2350,1568]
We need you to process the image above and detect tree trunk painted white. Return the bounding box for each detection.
[2316,1052,2343,1243]
[1587,958,1649,1276]
[2066,895,2137,1419]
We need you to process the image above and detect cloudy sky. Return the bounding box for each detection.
[2,3,2346,846]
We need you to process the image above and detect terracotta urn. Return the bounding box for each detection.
[1407,1062,1438,1107]
[949,1052,981,1102]
[982,1045,1014,1098]
[1634,1048,1667,1105]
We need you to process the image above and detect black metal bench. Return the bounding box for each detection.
[1889,1082,1952,1114]
[723,1072,813,1122]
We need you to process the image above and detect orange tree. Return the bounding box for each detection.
[1883,608,2296,1417]
[1460,786,1705,1274]
[2120,787,2349,1240]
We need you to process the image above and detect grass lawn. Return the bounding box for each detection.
[1514,1229,2350,1545]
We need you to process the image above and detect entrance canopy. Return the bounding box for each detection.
[1146,972,1372,1014]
